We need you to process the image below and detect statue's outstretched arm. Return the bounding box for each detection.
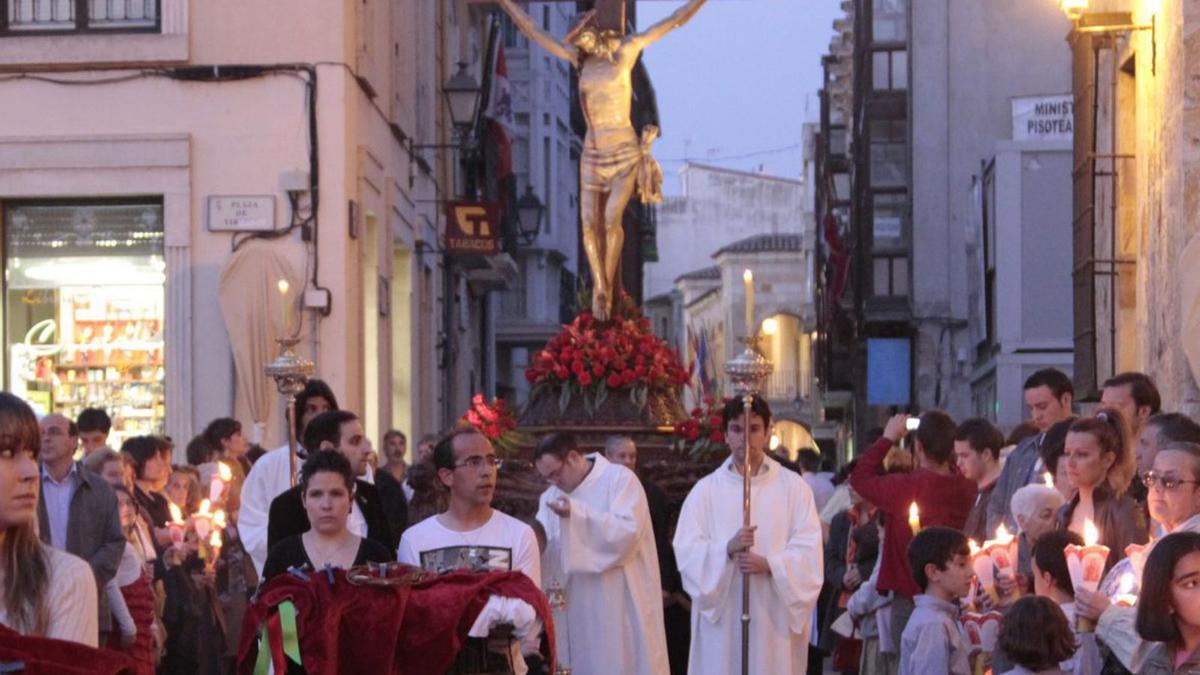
[628,0,707,50]
[495,0,579,64]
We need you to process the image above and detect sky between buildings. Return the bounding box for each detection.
[636,0,841,195]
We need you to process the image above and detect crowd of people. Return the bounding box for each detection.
[3,367,1200,674]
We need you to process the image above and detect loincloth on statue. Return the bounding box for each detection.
[581,125,663,204]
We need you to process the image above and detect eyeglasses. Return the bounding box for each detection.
[1143,471,1200,491]
[454,455,502,471]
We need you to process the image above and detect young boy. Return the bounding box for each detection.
[899,527,973,675]
[1030,530,1102,675]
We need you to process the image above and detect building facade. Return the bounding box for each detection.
[0,0,520,451]
[1062,0,1200,415]
[814,0,1076,446]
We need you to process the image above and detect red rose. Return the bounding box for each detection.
[607,374,622,388]
[571,360,586,376]
[703,395,715,405]
[708,415,723,428]
[466,410,482,427]
[634,365,647,378]
[592,363,605,377]
[621,370,637,385]
[579,373,593,386]
[525,368,539,383]
[691,407,703,417]
[554,366,570,380]
[709,430,725,443]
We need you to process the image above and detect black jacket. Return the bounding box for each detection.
[267,479,394,553]
[374,469,410,541]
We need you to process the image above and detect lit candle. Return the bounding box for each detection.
[209,461,233,504]
[278,279,291,332]
[983,524,1020,594]
[209,529,223,551]
[212,509,227,531]
[1064,518,1110,632]
[192,498,213,540]
[968,539,998,606]
[1043,472,1055,489]
[1114,572,1138,607]
[908,502,921,534]
[167,502,186,548]
[743,269,754,338]
[1125,543,1148,580]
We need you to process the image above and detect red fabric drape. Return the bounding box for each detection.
[104,571,157,675]
[0,624,137,674]
[237,567,554,675]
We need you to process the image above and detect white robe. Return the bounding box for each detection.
[673,456,823,675]
[240,443,294,577]
[536,454,669,675]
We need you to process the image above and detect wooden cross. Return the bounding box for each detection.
[592,0,627,33]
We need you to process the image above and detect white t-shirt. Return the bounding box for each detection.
[398,510,541,588]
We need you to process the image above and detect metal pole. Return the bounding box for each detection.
[285,397,298,487]
[740,391,752,675]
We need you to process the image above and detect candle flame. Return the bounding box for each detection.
[1083,518,1100,546]
[217,461,233,482]
[168,502,184,525]
[209,530,222,548]
[213,510,227,529]
[743,269,753,283]
[993,523,1015,545]
[199,498,211,516]
[908,502,920,526]
[1117,572,1134,595]
[968,538,981,556]
[278,279,289,295]
[1043,472,1055,488]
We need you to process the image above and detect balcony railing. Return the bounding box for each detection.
[763,368,813,402]
[3,0,158,32]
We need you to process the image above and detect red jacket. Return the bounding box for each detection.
[849,436,976,597]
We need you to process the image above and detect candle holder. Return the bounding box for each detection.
[723,333,773,675]
[265,336,314,487]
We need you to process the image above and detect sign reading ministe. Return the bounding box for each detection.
[207,196,276,232]
[1012,94,1074,141]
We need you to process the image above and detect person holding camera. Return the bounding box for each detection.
[848,411,976,667]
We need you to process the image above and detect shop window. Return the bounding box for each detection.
[4,202,165,446]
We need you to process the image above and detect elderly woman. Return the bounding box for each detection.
[0,392,98,646]
[1056,409,1148,573]
[262,450,394,581]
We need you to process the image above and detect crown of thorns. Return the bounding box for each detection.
[565,10,622,44]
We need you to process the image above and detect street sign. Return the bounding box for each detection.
[1012,94,1074,142]
[445,201,500,255]
[206,196,276,232]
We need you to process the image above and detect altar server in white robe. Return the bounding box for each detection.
[240,379,337,576]
[673,394,823,675]
[533,432,669,675]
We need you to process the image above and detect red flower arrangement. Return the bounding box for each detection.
[460,394,531,454]
[673,395,731,459]
[523,298,691,416]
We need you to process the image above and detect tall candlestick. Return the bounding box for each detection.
[743,269,754,337]
[278,279,291,333]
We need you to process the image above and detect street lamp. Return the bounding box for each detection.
[442,62,482,133]
[1059,0,1088,20]
[515,185,545,244]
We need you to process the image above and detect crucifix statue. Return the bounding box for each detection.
[497,0,708,321]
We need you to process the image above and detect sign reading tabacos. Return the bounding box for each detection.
[445,201,500,255]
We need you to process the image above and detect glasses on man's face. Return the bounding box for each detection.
[454,455,502,471]
[1143,471,1200,491]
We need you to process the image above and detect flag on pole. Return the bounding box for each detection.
[484,34,514,178]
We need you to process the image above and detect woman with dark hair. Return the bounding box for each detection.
[997,596,1076,675]
[1056,409,1148,572]
[0,392,98,646]
[261,450,395,581]
[124,435,172,530]
[1039,416,1077,502]
[1135,531,1200,674]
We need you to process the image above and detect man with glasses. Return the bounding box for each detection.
[266,410,394,555]
[397,427,540,586]
[1084,440,1200,671]
[533,432,669,675]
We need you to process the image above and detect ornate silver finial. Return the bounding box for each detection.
[724,335,773,396]
[265,336,314,397]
